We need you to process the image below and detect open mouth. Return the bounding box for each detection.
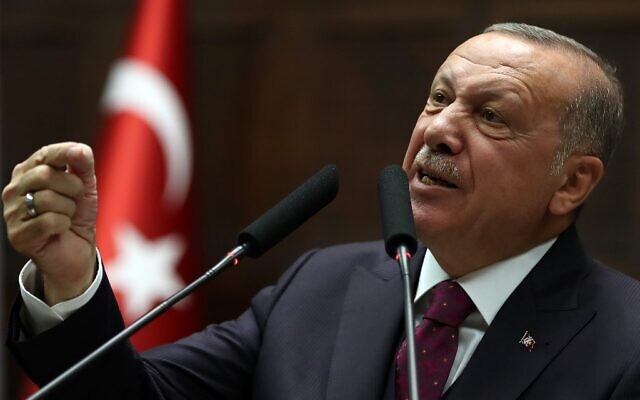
[419,171,457,188]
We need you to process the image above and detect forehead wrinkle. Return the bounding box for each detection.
[461,50,568,111]
[453,52,537,88]
[435,56,539,107]
[490,64,534,89]
[452,52,535,71]
[486,68,542,106]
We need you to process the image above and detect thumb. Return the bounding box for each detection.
[66,144,96,187]
[66,144,98,245]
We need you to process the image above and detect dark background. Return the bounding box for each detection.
[2,0,639,398]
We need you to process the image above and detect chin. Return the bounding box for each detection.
[412,206,457,247]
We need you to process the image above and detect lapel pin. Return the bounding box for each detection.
[519,330,536,352]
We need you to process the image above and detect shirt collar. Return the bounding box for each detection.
[415,237,557,325]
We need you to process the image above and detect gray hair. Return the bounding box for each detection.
[483,23,624,172]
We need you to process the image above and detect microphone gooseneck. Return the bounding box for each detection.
[29,164,339,400]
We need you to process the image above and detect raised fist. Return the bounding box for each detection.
[2,142,98,305]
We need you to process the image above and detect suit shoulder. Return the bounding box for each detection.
[583,259,640,330]
[298,240,389,267]
[588,259,640,302]
[310,240,388,263]
[281,240,392,285]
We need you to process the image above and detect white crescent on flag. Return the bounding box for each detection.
[101,59,192,208]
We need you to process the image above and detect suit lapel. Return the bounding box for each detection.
[325,246,425,400]
[445,227,596,399]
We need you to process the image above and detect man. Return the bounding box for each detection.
[4,23,640,399]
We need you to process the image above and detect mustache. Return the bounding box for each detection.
[413,147,461,182]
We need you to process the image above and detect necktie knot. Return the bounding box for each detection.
[424,280,475,327]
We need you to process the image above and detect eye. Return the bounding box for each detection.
[481,108,504,124]
[428,90,450,106]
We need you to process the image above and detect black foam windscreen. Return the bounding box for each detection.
[378,165,417,258]
[237,164,339,258]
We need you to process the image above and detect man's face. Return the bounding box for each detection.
[402,33,582,266]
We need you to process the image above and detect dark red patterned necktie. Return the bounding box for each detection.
[395,280,475,400]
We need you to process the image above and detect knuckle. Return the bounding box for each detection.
[34,146,47,162]
[12,162,24,178]
[7,224,34,251]
[35,164,54,180]
[3,209,11,225]
[25,165,53,189]
[1,182,17,202]
[78,143,92,154]
[6,226,21,249]
[3,203,19,223]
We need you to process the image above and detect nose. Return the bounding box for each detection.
[423,106,464,155]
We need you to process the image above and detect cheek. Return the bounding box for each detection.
[468,143,520,189]
[472,150,552,210]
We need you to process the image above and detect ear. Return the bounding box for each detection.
[548,155,604,216]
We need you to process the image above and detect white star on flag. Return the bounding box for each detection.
[107,223,188,320]
[92,0,201,355]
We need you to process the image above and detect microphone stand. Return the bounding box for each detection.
[377,165,419,400]
[28,244,248,400]
[28,164,339,399]
[396,244,419,400]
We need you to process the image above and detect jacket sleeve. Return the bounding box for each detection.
[6,249,318,399]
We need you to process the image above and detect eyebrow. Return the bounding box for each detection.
[431,67,455,90]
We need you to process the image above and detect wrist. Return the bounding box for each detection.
[41,252,98,306]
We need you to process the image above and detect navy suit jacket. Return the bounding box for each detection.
[7,226,640,399]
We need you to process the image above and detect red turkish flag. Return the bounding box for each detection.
[18,1,200,397]
[95,0,201,350]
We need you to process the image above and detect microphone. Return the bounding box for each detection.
[378,165,417,257]
[239,164,339,257]
[29,164,339,400]
[377,165,419,400]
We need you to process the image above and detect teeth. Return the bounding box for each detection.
[421,175,437,185]
[421,173,454,188]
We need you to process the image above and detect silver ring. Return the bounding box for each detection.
[25,192,38,218]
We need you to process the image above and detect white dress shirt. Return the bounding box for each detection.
[414,237,557,391]
[19,250,104,336]
[19,239,556,389]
